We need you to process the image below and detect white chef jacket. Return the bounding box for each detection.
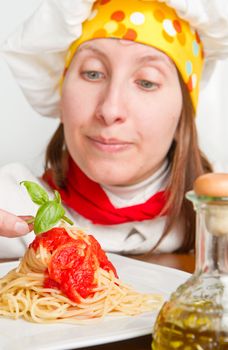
[0,162,184,258]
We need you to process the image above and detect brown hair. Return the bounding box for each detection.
[154,74,212,252]
[45,74,212,253]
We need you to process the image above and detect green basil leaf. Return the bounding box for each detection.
[34,200,65,234]
[21,181,49,205]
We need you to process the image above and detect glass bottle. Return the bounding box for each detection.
[152,173,228,350]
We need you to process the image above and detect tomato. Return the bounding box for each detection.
[49,241,86,281]
[30,227,74,253]
[31,227,118,302]
[43,277,60,290]
[88,235,117,277]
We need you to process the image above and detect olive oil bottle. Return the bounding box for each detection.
[152,173,228,350]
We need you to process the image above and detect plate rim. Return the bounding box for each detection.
[0,253,190,350]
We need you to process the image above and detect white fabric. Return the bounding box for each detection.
[196,59,228,169]
[102,160,168,206]
[0,162,184,258]
[0,0,95,118]
[1,0,228,118]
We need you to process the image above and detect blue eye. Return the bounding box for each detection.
[83,71,104,80]
[137,80,157,90]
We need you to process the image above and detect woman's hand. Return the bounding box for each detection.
[0,209,33,237]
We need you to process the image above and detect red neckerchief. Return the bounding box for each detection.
[43,157,167,225]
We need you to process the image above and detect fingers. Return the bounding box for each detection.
[0,209,31,238]
[18,215,34,232]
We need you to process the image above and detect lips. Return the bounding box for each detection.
[87,136,133,152]
[91,136,130,145]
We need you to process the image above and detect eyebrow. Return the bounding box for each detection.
[76,45,107,58]
[77,44,174,70]
[136,54,174,69]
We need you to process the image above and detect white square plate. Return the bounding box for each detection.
[0,253,190,350]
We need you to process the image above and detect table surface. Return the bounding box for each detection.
[0,253,195,350]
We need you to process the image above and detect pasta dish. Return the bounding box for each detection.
[0,225,163,324]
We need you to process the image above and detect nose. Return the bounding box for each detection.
[95,82,127,126]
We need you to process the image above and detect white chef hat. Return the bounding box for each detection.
[1,0,228,118]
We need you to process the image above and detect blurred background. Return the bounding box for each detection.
[0,0,228,175]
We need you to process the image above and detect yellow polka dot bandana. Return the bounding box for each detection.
[65,0,204,110]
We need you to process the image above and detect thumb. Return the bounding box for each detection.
[0,209,31,238]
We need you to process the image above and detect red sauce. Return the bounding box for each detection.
[30,227,117,302]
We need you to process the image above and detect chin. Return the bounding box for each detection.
[91,171,131,186]
[83,162,136,186]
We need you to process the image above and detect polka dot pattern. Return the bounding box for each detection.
[111,11,125,22]
[187,76,193,92]
[192,74,197,89]
[192,40,200,56]
[162,30,174,43]
[130,12,145,26]
[154,9,165,22]
[173,20,182,33]
[93,29,107,38]
[186,61,193,76]
[177,32,186,45]
[163,19,177,37]
[104,20,118,33]
[195,31,201,44]
[113,23,126,36]
[124,28,137,41]
[65,0,204,110]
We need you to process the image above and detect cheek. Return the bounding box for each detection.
[61,74,98,122]
[136,91,182,146]
[61,89,83,123]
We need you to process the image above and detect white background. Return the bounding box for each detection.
[0,0,58,175]
[0,0,228,175]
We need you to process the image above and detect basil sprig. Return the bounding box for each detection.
[21,181,74,235]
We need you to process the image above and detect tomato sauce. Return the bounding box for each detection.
[30,227,117,302]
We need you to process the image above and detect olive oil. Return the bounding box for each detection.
[152,174,228,350]
[153,322,228,350]
[152,301,228,350]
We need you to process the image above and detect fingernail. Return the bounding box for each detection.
[14,222,29,235]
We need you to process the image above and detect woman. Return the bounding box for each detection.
[0,0,226,258]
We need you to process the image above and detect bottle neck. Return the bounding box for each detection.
[195,204,228,275]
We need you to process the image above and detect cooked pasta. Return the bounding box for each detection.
[0,225,163,324]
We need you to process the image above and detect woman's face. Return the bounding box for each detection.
[61,39,182,186]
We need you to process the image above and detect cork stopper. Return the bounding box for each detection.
[193,173,228,236]
[194,173,228,197]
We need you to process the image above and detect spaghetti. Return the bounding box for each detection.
[0,225,163,324]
